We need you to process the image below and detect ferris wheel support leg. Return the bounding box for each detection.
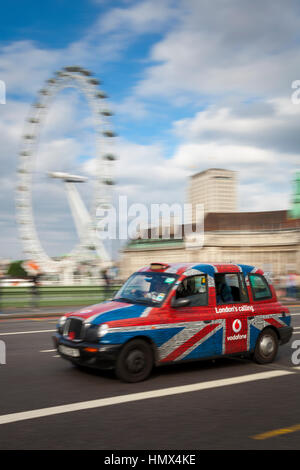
[64,182,91,240]
[64,182,111,265]
[60,263,75,286]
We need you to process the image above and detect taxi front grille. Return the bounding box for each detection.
[63,318,85,341]
[62,318,99,342]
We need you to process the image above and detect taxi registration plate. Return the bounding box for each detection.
[59,345,80,358]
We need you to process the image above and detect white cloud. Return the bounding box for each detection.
[97,0,177,35]
[169,95,299,211]
[130,1,300,101]
[173,106,275,139]
[111,96,149,120]
[239,182,290,212]
[0,41,61,97]
[82,137,191,215]
[172,142,276,169]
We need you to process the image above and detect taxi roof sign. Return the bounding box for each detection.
[150,263,170,271]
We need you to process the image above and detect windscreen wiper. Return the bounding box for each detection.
[112,297,133,303]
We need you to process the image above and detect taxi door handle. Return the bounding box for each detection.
[204,320,212,324]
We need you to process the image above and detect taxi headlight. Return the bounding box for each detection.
[98,323,109,338]
[59,315,67,326]
[58,315,67,331]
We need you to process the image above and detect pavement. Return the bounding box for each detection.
[0,297,299,319]
[0,305,82,319]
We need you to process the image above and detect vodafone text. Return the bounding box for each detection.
[227,334,247,341]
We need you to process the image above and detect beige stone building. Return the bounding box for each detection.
[119,210,300,280]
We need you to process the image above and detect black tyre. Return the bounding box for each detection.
[115,339,154,383]
[253,328,279,364]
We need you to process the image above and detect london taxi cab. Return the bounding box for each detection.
[53,262,293,382]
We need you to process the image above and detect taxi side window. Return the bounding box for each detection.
[215,273,248,304]
[249,274,272,300]
[176,275,208,307]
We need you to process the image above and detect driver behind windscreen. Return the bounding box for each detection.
[145,276,169,301]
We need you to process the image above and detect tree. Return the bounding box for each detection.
[7,261,28,278]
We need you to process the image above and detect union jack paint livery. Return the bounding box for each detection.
[53,262,293,382]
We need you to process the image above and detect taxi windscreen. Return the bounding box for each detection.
[113,272,178,306]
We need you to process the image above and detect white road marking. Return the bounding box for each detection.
[0,329,55,336]
[0,370,293,425]
[40,349,56,353]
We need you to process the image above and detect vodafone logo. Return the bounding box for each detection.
[227,319,246,342]
[232,319,242,333]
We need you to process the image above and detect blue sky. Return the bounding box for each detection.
[1,1,101,47]
[1,1,190,151]
[1,0,300,258]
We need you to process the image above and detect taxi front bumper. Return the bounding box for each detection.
[52,333,121,370]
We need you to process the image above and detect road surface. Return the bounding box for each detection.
[0,307,299,450]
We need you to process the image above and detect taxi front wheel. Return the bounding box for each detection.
[115,339,154,383]
[253,328,279,364]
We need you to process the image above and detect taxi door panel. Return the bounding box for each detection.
[159,275,221,363]
[161,302,221,363]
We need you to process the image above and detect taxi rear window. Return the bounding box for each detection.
[215,272,248,304]
[249,273,272,300]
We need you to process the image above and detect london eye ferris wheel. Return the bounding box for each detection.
[16,66,117,278]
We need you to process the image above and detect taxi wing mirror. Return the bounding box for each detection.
[171,297,190,308]
[108,289,119,300]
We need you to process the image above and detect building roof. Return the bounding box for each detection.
[204,210,300,231]
[190,168,236,179]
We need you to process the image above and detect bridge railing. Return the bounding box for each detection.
[0,285,121,309]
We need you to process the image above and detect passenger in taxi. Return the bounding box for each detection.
[216,274,233,304]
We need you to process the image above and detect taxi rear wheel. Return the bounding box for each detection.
[253,328,279,364]
[115,339,154,383]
